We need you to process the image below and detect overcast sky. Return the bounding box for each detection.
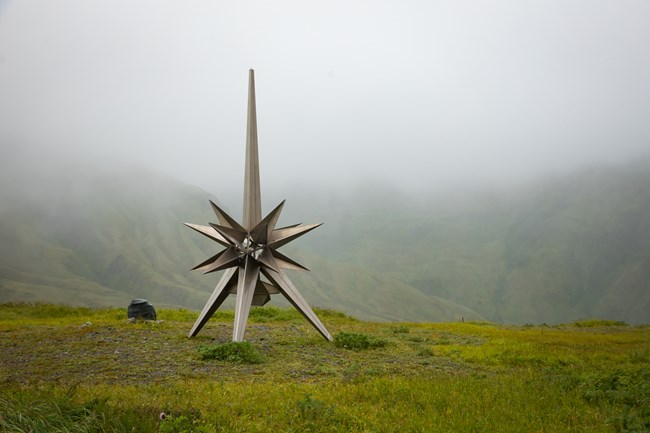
[1,0,649,194]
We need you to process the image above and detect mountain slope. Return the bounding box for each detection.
[0,159,482,322]
[1,155,648,324]
[297,158,650,324]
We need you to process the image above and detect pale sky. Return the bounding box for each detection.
[1,0,649,193]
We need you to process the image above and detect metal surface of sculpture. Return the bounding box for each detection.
[184,70,332,342]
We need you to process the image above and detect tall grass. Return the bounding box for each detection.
[0,389,158,432]
[2,372,639,433]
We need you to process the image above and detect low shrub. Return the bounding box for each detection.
[571,319,628,328]
[390,325,410,334]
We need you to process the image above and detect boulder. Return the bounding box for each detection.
[127,299,156,320]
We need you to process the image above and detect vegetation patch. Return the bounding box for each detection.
[334,332,388,350]
[417,347,434,357]
[296,393,335,420]
[198,341,265,364]
[571,319,629,327]
[0,390,157,432]
[390,325,410,334]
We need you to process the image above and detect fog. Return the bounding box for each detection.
[1,0,649,195]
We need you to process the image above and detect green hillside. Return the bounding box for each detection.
[1,156,649,324]
[0,160,481,322]
[293,158,650,324]
[0,165,217,309]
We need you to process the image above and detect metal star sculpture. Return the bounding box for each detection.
[184,70,332,342]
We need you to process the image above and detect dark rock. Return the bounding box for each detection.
[127,299,156,320]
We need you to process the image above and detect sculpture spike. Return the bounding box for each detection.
[257,248,281,273]
[233,256,260,341]
[200,247,241,274]
[183,222,230,247]
[209,200,245,231]
[261,267,333,341]
[188,267,238,337]
[250,200,285,245]
[243,69,262,231]
[209,223,248,245]
[268,223,323,249]
[271,249,310,271]
[191,250,225,271]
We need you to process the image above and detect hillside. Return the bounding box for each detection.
[1,304,648,432]
[1,155,649,324]
[297,158,650,324]
[0,157,481,322]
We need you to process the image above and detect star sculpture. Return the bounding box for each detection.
[184,70,332,342]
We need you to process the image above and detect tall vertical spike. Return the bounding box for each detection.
[243,69,262,231]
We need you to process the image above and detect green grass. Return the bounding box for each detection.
[1,303,649,432]
[333,332,388,350]
[198,341,266,364]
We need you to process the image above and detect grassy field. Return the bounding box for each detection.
[0,303,648,432]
